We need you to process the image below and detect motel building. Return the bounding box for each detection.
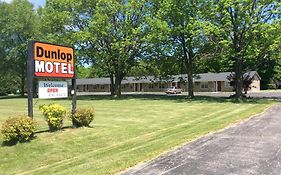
[76,71,261,93]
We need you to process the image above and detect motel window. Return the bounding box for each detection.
[200,82,208,89]
[149,84,154,89]
[100,85,105,89]
[159,83,165,89]
[88,85,92,91]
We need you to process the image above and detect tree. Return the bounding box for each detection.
[227,72,254,95]
[41,0,150,97]
[207,0,280,98]
[76,66,92,78]
[147,0,213,98]
[246,19,281,89]
[0,73,19,95]
[86,0,150,97]
[0,0,39,96]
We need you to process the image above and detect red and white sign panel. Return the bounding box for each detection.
[34,42,74,78]
[38,81,68,99]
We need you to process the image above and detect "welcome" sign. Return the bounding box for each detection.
[38,81,68,99]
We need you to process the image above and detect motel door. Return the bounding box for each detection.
[134,83,142,92]
[135,83,139,92]
[217,81,222,91]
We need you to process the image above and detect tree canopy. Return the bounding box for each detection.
[0,0,39,95]
[0,0,280,98]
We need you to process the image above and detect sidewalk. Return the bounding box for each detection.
[121,104,281,175]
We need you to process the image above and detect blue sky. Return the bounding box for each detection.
[2,0,45,8]
[29,0,45,8]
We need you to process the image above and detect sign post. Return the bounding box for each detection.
[28,41,35,118]
[27,41,76,118]
[72,77,77,114]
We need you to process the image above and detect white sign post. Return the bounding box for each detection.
[38,81,68,99]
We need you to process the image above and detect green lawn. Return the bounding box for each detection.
[0,96,275,175]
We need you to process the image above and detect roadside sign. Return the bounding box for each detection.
[38,81,68,99]
[28,41,76,118]
[33,42,74,78]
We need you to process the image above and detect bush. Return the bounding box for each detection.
[71,108,95,127]
[1,116,36,144]
[0,92,8,96]
[39,104,66,132]
[266,84,277,90]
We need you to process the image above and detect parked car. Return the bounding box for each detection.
[165,86,183,94]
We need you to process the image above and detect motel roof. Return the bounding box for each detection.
[76,71,260,85]
[193,71,260,82]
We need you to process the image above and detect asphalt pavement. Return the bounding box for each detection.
[121,103,281,175]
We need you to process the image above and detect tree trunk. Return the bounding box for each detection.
[20,72,25,97]
[235,57,243,99]
[110,74,115,96]
[181,35,194,98]
[187,57,194,98]
[114,74,122,98]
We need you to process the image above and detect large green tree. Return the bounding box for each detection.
[0,0,39,96]
[85,0,150,97]
[41,0,150,97]
[247,19,281,88]
[207,0,280,98]
[147,0,213,98]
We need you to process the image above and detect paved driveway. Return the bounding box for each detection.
[121,104,281,175]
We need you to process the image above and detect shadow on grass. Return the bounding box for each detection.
[1,125,95,147]
[34,125,94,134]
[1,94,276,105]
[1,135,37,147]
[76,94,275,104]
[35,125,74,134]
[1,140,18,147]
[0,95,26,100]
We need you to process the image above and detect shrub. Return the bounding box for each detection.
[39,104,66,132]
[1,116,36,144]
[267,84,277,90]
[71,108,95,127]
[0,92,8,96]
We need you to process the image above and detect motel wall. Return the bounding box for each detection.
[77,78,260,93]
[77,81,235,93]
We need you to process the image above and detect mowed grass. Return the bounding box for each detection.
[0,95,275,175]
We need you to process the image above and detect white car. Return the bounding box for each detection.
[165,86,183,94]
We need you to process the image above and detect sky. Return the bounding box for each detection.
[2,0,45,8]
